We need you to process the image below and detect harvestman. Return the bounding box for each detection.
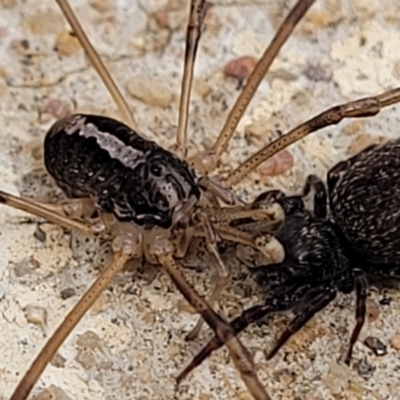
[2,1,314,399]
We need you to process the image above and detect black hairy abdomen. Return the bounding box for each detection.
[330,139,400,265]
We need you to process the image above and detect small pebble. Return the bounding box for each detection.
[55,31,81,57]
[24,305,47,326]
[2,0,18,9]
[224,56,257,89]
[366,300,380,322]
[76,348,97,370]
[356,358,376,378]
[32,385,71,400]
[60,287,76,300]
[33,224,47,242]
[127,75,174,108]
[390,333,400,350]
[14,257,40,277]
[99,359,113,370]
[347,134,385,156]
[76,330,101,350]
[50,352,66,368]
[257,149,294,176]
[89,0,114,13]
[25,11,64,35]
[324,362,350,395]
[42,98,71,120]
[273,368,296,385]
[364,336,387,356]
[0,284,5,300]
[303,64,332,82]
[152,10,171,29]
[245,120,268,138]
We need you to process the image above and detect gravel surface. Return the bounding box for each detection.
[1,1,400,399]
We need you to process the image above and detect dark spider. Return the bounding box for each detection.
[177,137,400,380]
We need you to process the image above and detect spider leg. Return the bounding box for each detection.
[344,273,368,365]
[177,303,273,383]
[302,175,327,218]
[252,190,286,205]
[266,285,337,360]
[177,282,312,382]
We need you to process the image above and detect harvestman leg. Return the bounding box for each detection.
[189,0,316,174]
[177,283,314,381]
[0,191,96,236]
[183,199,285,340]
[1,191,272,400]
[157,254,271,400]
[9,252,131,400]
[172,0,207,159]
[185,215,231,340]
[56,0,239,345]
[55,0,135,128]
[224,88,400,187]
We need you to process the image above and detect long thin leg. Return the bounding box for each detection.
[0,190,97,237]
[185,214,230,341]
[177,284,312,382]
[225,87,400,187]
[55,0,135,128]
[157,253,271,400]
[344,273,368,365]
[189,0,315,173]
[266,286,336,360]
[205,201,284,227]
[178,304,273,383]
[173,0,207,159]
[9,251,131,400]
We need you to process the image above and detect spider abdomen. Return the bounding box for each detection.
[44,114,200,229]
[328,138,400,265]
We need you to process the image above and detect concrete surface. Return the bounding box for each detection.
[1,0,400,399]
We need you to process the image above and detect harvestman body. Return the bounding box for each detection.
[2,0,400,399]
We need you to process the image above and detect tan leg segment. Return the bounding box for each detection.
[217,225,284,264]
[55,0,135,128]
[158,253,271,400]
[0,190,96,236]
[9,252,131,400]
[189,0,315,173]
[173,0,207,158]
[205,202,284,227]
[225,87,400,186]
[186,215,230,341]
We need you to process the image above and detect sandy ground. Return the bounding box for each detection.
[1,0,400,399]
